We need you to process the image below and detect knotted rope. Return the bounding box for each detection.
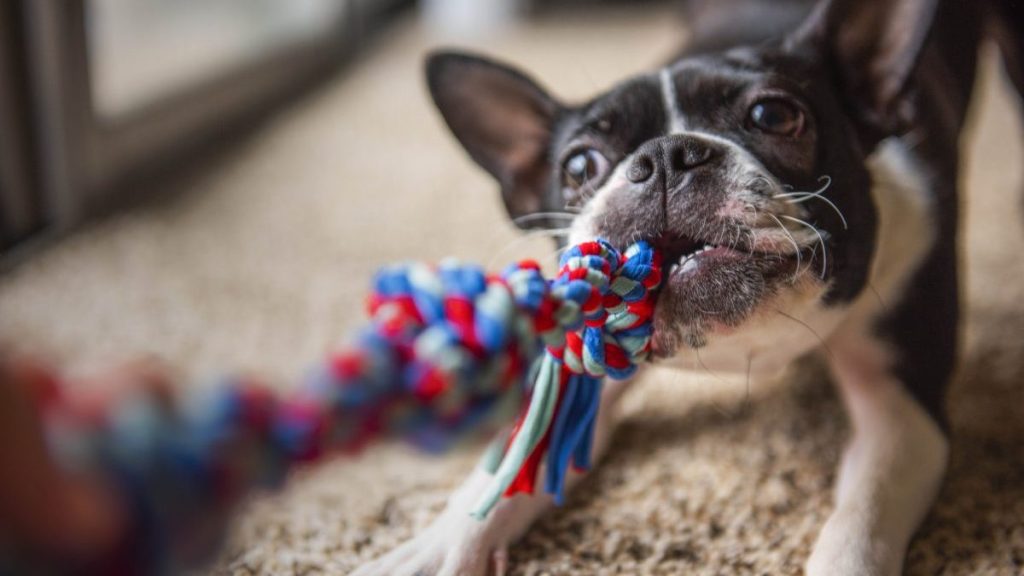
[9,239,661,574]
[471,240,661,516]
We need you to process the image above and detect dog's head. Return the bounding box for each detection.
[426,0,936,359]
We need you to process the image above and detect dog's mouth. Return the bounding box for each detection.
[659,234,735,278]
[648,230,814,354]
[656,228,815,281]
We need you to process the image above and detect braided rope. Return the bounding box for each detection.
[472,240,661,516]
[13,239,661,574]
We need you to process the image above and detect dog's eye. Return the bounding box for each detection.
[748,99,804,137]
[562,149,609,196]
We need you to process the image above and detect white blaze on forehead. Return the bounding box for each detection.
[660,68,687,134]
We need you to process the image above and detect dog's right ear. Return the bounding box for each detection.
[786,0,938,142]
[426,51,562,222]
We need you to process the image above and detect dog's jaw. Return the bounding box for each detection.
[567,135,835,369]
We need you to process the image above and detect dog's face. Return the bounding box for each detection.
[547,50,880,356]
[427,0,934,361]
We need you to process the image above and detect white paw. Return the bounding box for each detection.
[351,519,507,576]
[352,469,534,576]
[805,510,901,576]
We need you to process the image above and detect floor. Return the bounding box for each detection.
[1,8,1022,575]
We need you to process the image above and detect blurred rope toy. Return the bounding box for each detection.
[4,239,661,574]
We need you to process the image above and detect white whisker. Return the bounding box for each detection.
[772,308,836,362]
[780,214,829,279]
[766,213,803,280]
[487,228,571,269]
[511,212,578,227]
[773,176,848,230]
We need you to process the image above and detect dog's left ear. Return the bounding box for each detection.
[425,50,562,222]
[787,0,938,138]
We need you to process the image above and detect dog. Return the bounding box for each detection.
[355,0,1024,573]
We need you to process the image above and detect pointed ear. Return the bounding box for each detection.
[425,50,562,221]
[787,0,938,137]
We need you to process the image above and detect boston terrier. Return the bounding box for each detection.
[355,0,1024,573]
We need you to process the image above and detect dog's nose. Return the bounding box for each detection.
[627,155,655,183]
[627,135,720,184]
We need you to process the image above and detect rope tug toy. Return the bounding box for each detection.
[9,239,662,574]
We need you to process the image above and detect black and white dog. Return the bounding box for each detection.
[356,0,1024,573]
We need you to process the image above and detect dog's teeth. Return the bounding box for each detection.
[673,244,719,270]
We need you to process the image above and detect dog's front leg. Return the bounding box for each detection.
[806,332,949,576]
[353,376,636,576]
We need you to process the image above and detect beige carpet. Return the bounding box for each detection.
[1,9,1023,575]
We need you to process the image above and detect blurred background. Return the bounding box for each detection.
[0,1,1022,574]
[1,0,531,252]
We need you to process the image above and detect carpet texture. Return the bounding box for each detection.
[1,9,1022,575]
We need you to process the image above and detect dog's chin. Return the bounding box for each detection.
[650,247,814,357]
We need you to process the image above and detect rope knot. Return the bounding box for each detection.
[471,239,662,516]
[549,239,661,379]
